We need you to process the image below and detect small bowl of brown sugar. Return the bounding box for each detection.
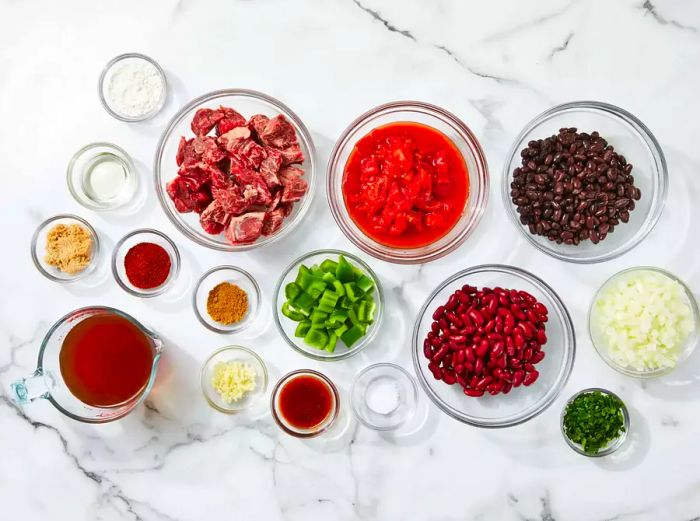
[31,214,100,282]
[193,266,261,334]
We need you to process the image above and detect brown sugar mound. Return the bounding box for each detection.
[44,223,93,275]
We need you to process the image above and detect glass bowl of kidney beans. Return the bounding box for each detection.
[412,264,575,428]
[502,101,668,264]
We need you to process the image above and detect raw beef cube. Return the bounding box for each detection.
[232,169,273,207]
[215,106,247,135]
[248,114,270,139]
[200,163,232,189]
[259,147,283,188]
[225,212,265,244]
[191,108,225,136]
[261,207,286,236]
[177,164,210,190]
[258,114,297,149]
[200,199,232,235]
[167,176,212,213]
[224,138,266,169]
[177,138,201,166]
[212,185,253,216]
[267,189,282,211]
[193,136,226,165]
[217,126,252,154]
[280,202,294,217]
[278,143,305,166]
[176,137,186,166]
[279,167,308,203]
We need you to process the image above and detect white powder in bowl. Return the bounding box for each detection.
[104,57,164,119]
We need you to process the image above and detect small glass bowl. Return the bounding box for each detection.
[67,142,139,211]
[561,388,630,457]
[273,249,384,361]
[327,101,489,264]
[351,363,418,431]
[589,267,699,378]
[31,214,100,283]
[412,264,576,428]
[200,346,268,414]
[270,369,339,438]
[501,101,668,264]
[98,53,167,122]
[154,89,316,251]
[111,229,180,297]
[193,266,261,334]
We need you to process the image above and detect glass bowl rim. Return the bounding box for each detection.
[326,100,489,264]
[192,265,262,334]
[153,88,317,252]
[272,248,384,361]
[500,100,668,264]
[411,263,576,428]
[66,141,138,211]
[111,228,181,298]
[350,362,419,431]
[200,345,269,414]
[30,213,101,283]
[98,52,167,122]
[588,266,700,378]
[270,369,340,438]
[560,387,630,457]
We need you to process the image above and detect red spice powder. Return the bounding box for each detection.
[124,242,171,289]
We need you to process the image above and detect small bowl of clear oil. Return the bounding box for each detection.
[67,142,139,211]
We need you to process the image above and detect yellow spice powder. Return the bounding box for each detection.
[44,223,93,274]
[207,282,249,324]
[211,360,257,403]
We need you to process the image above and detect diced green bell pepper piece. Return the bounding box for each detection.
[332,280,345,297]
[344,282,364,302]
[326,332,338,352]
[322,271,336,285]
[317,290,339,313]
[293,291,316,310]
[336,255,355,283]
[310,264,324,278]
[340,296,352,309]
[295,265,311,286]
[295,320,311,338]
[356,274,375,294]
[281,302,305,321]
[285,282,301,300]
[329,309,348,324]
[307,279,327,299]
[341,325,366,347]
[335,323,349,337]
[304,328,328,349]
[364,297,376,324]
[310,310,328,326]
[356,300,368,323]
[321,259,339,273]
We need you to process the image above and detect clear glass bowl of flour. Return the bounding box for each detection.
[98,53,167,122]
[67,143,139,211]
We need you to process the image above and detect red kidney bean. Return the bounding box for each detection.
[457,291,470,304]
[498,293,510,306]
[432,306,445,320]
[456,349,465,365]
[523,348,533,361]
[474,357,484,375]
[469,375,479,388]
[534,302,548,317]
[523,370,539,386]
[497,354,507,369]
[513,331,525,349]
[423,343,433,359]
[509,358,522,369]
[450,334,466,345]
[439,318,448,331]
[512,370,524,387]
[526,309,539,324]
[537,329,547,344]
[506,336,516,356]
[483,319,496,333]
[468,309,484,326]
[523,362,535,372]
[531,351,545,363]
[519,290,535,304]
[502,382,513,394]
[446,294,458,311]
[495,316,504,333]
[431,321,440,334]
[476,376,492,390]
[443,372,456,385]
[456,374,468,388]
[430,336,442,348]
[446,311,462,327]
[509,289,521,303]
[465,346,476,363]
[450,352,458,368]
[464,388,484,397]
[457,304,467,315]
[464,361,474,373]
[433,345,450,362]
[454,364,464,374]
[490,340,505,358]
[475,339,490,358]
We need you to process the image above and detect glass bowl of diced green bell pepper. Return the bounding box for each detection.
[273,249,384,361]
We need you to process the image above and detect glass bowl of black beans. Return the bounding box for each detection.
[502,101,668,264]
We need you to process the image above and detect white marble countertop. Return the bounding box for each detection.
[2,0,700,519]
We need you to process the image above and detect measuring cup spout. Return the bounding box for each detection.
[11,369,50,404]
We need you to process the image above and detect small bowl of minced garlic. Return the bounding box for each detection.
[200,346,268,414]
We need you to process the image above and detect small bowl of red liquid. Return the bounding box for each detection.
[270,369,339,438]
[112,229,181,298]
[327,101,489,264]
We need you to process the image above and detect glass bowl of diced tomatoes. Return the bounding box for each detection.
[154,89,317,251]
[327,101,489,264]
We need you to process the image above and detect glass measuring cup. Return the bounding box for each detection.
[10,306,164,423]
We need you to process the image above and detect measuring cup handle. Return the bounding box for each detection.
[10,369,49,404]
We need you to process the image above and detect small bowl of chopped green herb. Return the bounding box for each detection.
[273,249,384,361]
[561,388,629,457]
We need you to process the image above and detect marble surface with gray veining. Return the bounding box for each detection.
[1,0,700,519]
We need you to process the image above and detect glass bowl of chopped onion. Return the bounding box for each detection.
[200,346,268,414]
[589,267,699,378]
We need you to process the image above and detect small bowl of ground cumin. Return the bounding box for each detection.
[193,266,261,333]
[31,214,100,282]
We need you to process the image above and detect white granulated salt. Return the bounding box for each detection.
[105,58,164,118]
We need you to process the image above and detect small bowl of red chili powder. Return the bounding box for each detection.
[111,229,181,297]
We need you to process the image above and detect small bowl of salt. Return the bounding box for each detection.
[98,53,167,122]
[351,363,418,431]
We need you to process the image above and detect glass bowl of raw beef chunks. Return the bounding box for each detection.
[154,89,316,250]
